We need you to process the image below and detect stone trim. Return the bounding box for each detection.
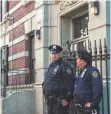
[8,51,29,61]
[8,35,28,47]
[8,68,29,76]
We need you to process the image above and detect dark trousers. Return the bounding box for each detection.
[46,97,69,114]
[73,108,100,114]
[72,100,100,114]
[73,104,100,114]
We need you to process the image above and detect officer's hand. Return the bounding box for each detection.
[61,99,69,106]
[44,98,46,103]
[85,102,92,108]
[44,98,49,105]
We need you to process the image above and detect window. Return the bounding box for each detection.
[72,13,89,50]
[73,13,88,39]
[28,33,35,84]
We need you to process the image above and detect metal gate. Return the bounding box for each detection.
[62,39,110,114]
[0,46,8,97]
[0,45,36,97]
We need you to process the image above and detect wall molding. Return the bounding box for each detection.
[8,68,29,76]
[8,35,28,47]
[8,51,29,61]
[0,10,36,37]
[9,2,23,15]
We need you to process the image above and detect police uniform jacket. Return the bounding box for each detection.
[74,65,103,107]
[43,58,75,102]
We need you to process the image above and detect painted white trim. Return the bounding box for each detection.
[9,2,23,15]
[8,68,29,76]
[58,0,87,16]
[8,51,29,61]
[8,35,28,47]
[34,84,42,88]
[22,0,31,7]
[8,10,36,31]
[0,10,36,37]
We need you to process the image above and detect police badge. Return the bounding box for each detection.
[52,65,59,74]
[53,45,56,49]
[66,68,72,75]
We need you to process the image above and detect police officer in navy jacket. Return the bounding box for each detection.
[43,44,75,114]
[74,49,103,114]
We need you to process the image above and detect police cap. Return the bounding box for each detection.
[49,44,63,54]
[76,49,92,64]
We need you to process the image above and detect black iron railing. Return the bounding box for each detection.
[63,38,110,114]
[0,69,36,97]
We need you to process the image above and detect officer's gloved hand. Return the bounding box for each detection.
[44,98,49,105]
[61,99,69,106]
[85,102,92,108]
[84,102,92,114]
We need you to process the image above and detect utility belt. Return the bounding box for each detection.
[74,103,97,114]
[74,94,92,106]
[45,95,58,101]
[45,95,64,107]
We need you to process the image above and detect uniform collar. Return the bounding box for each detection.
[53,58,62,64]
[82,64,91,70]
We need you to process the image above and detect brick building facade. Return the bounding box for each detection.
[0,1,37,85]
[8,1,35,85]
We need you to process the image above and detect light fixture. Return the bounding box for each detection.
[91,0,99,15]
[34,29,40,39]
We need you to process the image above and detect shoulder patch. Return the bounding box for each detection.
[92,71,99,78]
[66,68,72,75]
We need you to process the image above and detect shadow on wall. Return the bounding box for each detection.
[2,90,36,114]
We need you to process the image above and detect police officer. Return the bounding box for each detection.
[43,44,75,114]
[73,49,103,114]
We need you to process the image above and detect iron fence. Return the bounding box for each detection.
[63,38,110,114]
[0,69,36,97]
